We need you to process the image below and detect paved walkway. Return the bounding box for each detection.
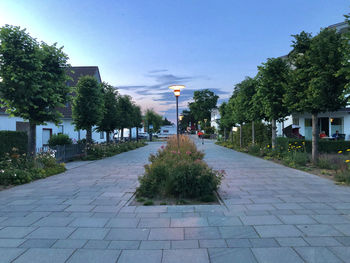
[0,140,350,262]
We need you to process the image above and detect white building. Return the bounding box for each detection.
[157,125,177,138]
[210,108,220,131]
[0,66,107,148]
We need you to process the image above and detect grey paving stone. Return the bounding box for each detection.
[171,217,208,227]
[254,225,302,237]
[108,240,140,249]
[13,248,74,263]
[219,226,259,239]
[135,213,159,218]
[19,239,57,248]
[84,240,110,249]
[333,224,350,235]
[225,238,251,248]
[335,236,350,246]
[69,217,108,227]
[163,249,209,263]
[0,216,40,227]
[0,227,36,238]
[167,206,194,213]
[159,213,183,218]
[297,224,344,237]
[105,228,149,240]
[32,217,74,227]
[65,205,95,212]
[294,247,342,263]
[92,205,121,213]
[27,227,75,239]
[67,249,121,263]
[252,247,304,263]
[0,248,26,262]
[149,228,184,240]
[273,203,303,210]
[207,216,242,226]
[138,218,170,228]
[140,240,170,249]
[199,239,227,248]
[185,227,221,240]
[0,238,25,248]
[135,206,167,213]
[106,218,139,228]
[117,249,162,263]
[329,247,350,262]
[278,215,317,224]
[69,227,109,240]
[240,215,282,225]
[275,237,308,247]
[249,238,279,248]
[52,239,87,249]
[245,204,276,211]
[171,240,199,249]
[208,248,257,263]
[312,215,350,224]
[304,237,342,246]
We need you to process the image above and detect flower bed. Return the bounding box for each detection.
[136,135,223,202]
[0,148,66,186]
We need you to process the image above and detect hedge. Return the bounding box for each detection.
[0,131,28,157]
[276,137,350,154]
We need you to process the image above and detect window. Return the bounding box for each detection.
[58,125,64,134]
[163,130,169,133]
[100,132,104,139]
[292,117,299,125]
[330,117,343,135]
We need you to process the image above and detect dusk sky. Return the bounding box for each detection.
[0,1,349,121]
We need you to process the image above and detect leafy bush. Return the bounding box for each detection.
[0,148,65,186]
[0,131,27,157]
[334,171,350,184]
[48,134,72,147]
[247,144,261,156]
[136,135,223,199]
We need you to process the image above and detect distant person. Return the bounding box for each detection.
[319,131,327,139]
[332,130,340,140]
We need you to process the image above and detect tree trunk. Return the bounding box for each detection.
[129,128,132,141]
[312,113,318,163]
[282,121,285,137]
[224,128,227,141]
[136,128,139,142]
[86,126,92,144]
[252,121,255,145]
[28,121,36,156]
[106,131,110,144]
[230,130,233,143]
[271,118,276,149]
[239,124,242,148]
[120,128,124,141]
[150,133,152,142]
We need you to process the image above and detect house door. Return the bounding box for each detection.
[318,118,329,136]
[42,128,52,146]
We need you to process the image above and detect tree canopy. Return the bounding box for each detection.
[189,89,218,125]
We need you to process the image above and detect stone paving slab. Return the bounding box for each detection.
[0,140,350,262]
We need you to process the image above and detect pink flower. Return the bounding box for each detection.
[178,150,180,154]
[161,145,164,149]
[186,151,191,155]
[171,150,177,154]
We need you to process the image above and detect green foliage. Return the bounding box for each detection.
[143,200,154,206]
[0,131,27,158]
[162,117,172,126]
[72,75,104,142]
[85,141,146,160]
[334,171,350,185]
[96,82,119,137]
[136,135,223,199]
[189,89,218,124]
[0,148,66,186]
[48,134,72,147]
[116,95,134,131]
[144,109,163,133]
[232,122,271,148]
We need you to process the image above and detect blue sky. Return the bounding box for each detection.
[0,0,348,121]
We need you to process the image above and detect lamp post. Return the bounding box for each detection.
[169,85,185,148]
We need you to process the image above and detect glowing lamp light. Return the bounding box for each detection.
[169,85,185,97]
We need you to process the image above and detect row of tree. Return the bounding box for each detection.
[220,20,350,163]
[0,25,144,155]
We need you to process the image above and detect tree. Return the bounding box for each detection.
[131,104,143,141]
[96,82,119,143]
[0,25,70,155]
[218,102,232,140]
[144,109,162,141]
[256,57,290,148]
[285,28,349,163]
[189,89,219,126]
[179,110,194,132]
[72,76,104,143]
[116,95,133,140]
[162,117,172,126]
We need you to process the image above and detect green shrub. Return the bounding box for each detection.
[334,171,350,184]
[247,144,261,156]
[143,200,154,206]
[48,134,72,147]
[136,135,223,199]
[0,131,27,157]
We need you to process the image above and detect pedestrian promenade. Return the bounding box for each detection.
[0,140,349,262]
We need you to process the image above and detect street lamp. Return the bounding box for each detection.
[169,85,185,147]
